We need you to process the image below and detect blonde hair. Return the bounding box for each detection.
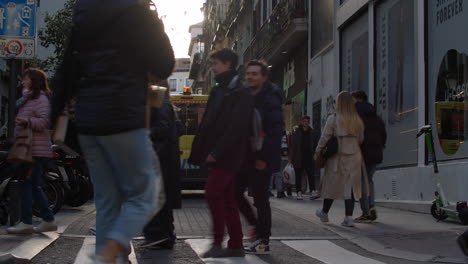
[335,91,363,136]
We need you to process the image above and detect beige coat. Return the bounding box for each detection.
[315,114,367,200]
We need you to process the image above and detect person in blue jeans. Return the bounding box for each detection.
[51,1,175,263]
[351,90,387,222]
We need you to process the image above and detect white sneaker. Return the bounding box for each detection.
[310,190,320,200]
[34,221,58,233]
[296,192,303,200]
[7,222,33,234]
[341,216,355,227]
[315,209,329,223]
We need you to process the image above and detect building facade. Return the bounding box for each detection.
[169,58,192,93]
[308,0,468,207]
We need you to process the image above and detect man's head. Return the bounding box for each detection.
[301,116,311,129]
[209,48,238,76]
[351,90,368,103]
[246,60,270,90]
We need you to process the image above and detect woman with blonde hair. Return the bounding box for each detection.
[314,91,366,227]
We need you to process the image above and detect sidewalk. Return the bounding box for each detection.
[269,194,468,264]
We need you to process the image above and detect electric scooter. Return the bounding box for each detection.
[416,124,468,225]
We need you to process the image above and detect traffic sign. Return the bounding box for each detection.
[0,0,36,58]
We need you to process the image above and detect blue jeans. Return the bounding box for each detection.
[359,163,377,215]
[79,129,160,254]
[20,157,54,225]
[269,160,287,192]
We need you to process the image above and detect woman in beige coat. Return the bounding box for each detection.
[314,91,366,227]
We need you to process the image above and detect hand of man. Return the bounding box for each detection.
[255,160,267,170]
[206,154,216,163]
[313,152,319,161]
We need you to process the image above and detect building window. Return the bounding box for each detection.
[169,79,177,91]
[340,13,369,94]
[428,0,468,160]
[185,78,191,87]
[375,0,417,167]
[310,0,334,58]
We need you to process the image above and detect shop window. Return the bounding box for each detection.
[428,0,468,160]
[169,79,177,91]
[375,0,417,167]
[341,13,369,94]
[310,0,334,57]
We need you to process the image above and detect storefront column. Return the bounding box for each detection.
[417,0,426,167]
[368,1,375,104]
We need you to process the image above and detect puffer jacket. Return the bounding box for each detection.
[71,0,175,135]
[16,91,52,158]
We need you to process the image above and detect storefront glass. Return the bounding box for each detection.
[428,0,468,160]
[375,0,418,167]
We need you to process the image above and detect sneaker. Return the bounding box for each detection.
[296,192,303,200]
[369,207,377,221]
[457,234,468,256]
[140,237,170,249]
[277,192,286,198]
[310,190,320,200]
[7,222,33,234]
[341,216,355,227]
[89,226,96,236]
[354,214,372,222]
[315,209,329,223]
[201,244,224,258]
[33,221,58,233]
[244,239,270,255]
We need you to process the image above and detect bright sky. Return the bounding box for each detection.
[152,0,205,58]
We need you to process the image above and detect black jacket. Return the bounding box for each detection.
[70,0,175,135]
[253,82,284,173]
[149,96,182,209]
[356,101,387,165]
[189,70,254,171]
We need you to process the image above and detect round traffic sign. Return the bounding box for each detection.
[5,40,23,56]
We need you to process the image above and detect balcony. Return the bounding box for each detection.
[250,0,307,64]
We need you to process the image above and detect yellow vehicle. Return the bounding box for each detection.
[435,101,468,156]
[171,92,209,189]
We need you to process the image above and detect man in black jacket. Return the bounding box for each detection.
[236,60,284,254]
[351,90,387,222]
[53,1,175,263]
[189,49,254,258]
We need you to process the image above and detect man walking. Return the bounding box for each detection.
[236,60,284,254]
[289,116,319,200]
[189,49,254,258]
[351,90,387,221]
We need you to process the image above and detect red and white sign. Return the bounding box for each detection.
[0,37,35,58]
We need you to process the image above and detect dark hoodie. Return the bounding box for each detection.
[72,0,175,135]
[355,101,387,165]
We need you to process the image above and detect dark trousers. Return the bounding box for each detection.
[236,164,272,241]
[143,202,175,243]
[294,166,315,192]
[322,197,355,216]
[20,157,54,225]
[205,167,243,248]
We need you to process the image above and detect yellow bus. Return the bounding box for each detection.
[171,93,209,189]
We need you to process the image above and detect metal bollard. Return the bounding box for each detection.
[8,179,21,226]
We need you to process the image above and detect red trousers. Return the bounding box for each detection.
[205,167,243,248]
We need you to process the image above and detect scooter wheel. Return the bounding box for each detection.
[431,203,448,220]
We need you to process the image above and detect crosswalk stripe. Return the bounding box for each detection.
[186,239,269,264]
[73,237,138,264]
[283,240,386,264]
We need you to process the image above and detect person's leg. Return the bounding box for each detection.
[79,135,121,256]
[251,168,272,241]
[367,164,377,209]
[273,171,283,193]
[99,129,160,250]
[223,169,243,249]
[19,165,34,225]
[359,171,370,215]
[322,199,334,213]
[30,158,55,222]
[143,202,172,243]
[294,167,302,197]
[235,165,258,226]
[205,167,229,246]
[345,198,355,216]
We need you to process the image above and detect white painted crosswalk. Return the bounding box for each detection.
[73,237,138,264]
[72,237,387,264]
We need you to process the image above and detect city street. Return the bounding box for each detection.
[1,192,466,264]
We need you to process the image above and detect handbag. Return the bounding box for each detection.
[52,114,69,144]
[7,127,33,163]
[315,136,338,169]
